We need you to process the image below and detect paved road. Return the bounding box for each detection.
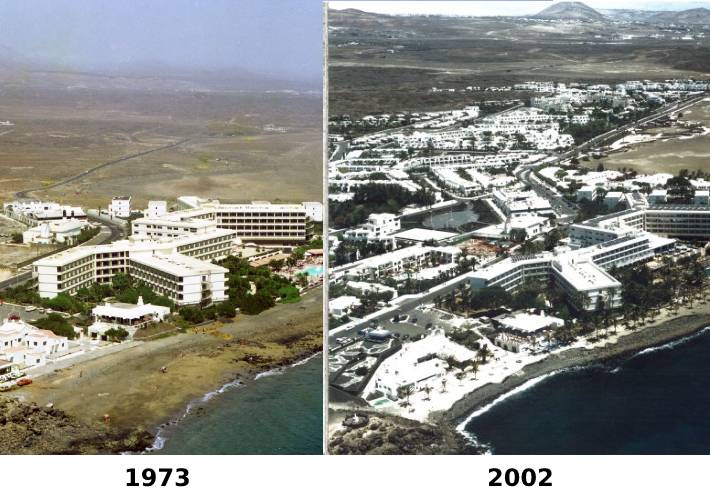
[15,138,190,199]
[330,140,350,161]
[512,93,709,222]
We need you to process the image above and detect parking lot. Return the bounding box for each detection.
[0,302,48,322]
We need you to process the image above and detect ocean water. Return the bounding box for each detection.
[462,327,710,454]
[153,355,323,455]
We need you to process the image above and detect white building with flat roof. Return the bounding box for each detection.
[343,213,400,242]
[0,316,68,368]
[147,200,168,218]
[492,189,553,218]
[4,200,86,226]
[339,245,461,281]
[33,229,235,305]
[108,196,131,218]
[172,197,311,245]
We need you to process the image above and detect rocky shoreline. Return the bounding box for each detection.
[2,289,323,455]
[328,407,481,455]
[0,397,154,454]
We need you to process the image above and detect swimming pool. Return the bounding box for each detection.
[303,265,323,278]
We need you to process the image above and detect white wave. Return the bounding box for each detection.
[456,365,592,444]
[254,367,285,379]
[290,352,322,368]
[255,352,321,378]
[201,379,243,403]
[633,326,710,358]
[145,434,166,452]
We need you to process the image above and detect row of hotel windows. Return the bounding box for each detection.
[215,212,305,218]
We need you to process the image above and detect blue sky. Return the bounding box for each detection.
[330,1,710,16]
[0,0,323,80]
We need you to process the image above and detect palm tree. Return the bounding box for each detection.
[397,384,415,406]
[470,360,480,380]
[422,385,433,401]
[477,344,491,364]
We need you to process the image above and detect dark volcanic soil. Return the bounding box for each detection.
[0,396,153,454]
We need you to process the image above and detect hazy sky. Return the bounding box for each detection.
[330,0,710,17]
[0,0,323,80]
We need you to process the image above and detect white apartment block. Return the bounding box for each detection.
[340,245,460,281]
[473,202,690,310]
[571,205,710,245]
[132,208,218,239]
[343,213,401,243]
[468,232,663,311]
[108,196,131,218]
[33,229,235,306]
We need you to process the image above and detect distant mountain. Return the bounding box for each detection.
[647,7,710,25]
[531,2,607,21]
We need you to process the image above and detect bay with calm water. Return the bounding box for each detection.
[462,327,710,454]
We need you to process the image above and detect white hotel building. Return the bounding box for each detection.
[469,232,672,311]
[471,201,699,310]
[33,229,235,306]
[570,205,710,247]
[171,197,316,246]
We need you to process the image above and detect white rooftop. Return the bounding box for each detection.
[394,228,457,242]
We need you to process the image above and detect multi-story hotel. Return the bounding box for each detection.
[33,229,235,306]
[469,231,671,311]
[570,205,710,247]
[135,197,319,246]
[470,199,700,311]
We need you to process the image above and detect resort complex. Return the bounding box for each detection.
[0,193,323,379]
[328,67,710,429]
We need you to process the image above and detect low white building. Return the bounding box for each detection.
[0,316,69,368]
[329,296,362,318]
[341,245,461,281]
[492,189,553,218]
[369,333,475,400]
[23,220,90,245]
[4,200,86,225]
[89,296,171,338]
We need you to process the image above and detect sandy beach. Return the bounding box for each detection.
[437,302,710,426]
[1,287,322,453]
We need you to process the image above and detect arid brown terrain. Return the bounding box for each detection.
[0,69,322,206]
